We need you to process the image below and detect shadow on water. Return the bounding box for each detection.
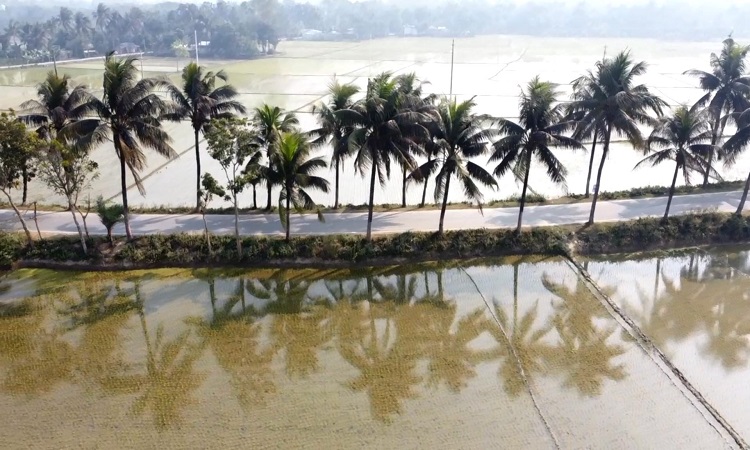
[0,256,645,432]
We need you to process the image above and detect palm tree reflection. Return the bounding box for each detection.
[542,274,626,396]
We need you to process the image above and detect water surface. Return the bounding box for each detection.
[0,258,734,448]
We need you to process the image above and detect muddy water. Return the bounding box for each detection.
[0,259,734,449]
[588,246,750,446]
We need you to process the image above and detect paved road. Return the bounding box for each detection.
[0,190,745,237]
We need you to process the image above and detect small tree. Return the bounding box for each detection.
[35,140,99,253]
[200,173,225,254]
[0,113,40,245]
[205,117,262,257]
[96,196,124,246]
[269,131,329,241]
[171,39,189,71]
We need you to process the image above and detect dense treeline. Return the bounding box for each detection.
[1,0,749,64]
[3,38,750,256]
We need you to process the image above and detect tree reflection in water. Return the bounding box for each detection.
[620,251,750,370]
[542,273,626,396]
[0,257,656,430]
[192,274,276,411]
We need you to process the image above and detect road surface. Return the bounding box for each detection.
[0,190,744,237]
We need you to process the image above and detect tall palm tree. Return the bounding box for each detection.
[93,3,111,34]
[165,62,246,210]
[394,72,433,208]
[19,72,90,141]
[721,110,750,214]
[410,97,497,233]
[70,53,176,239]
[491,77,582,232]
[253,104,298,210]
[58,7,74,33]
[17,72,91,204]
[269,131,330,241]
[310,79,360,209]
[74,12,93,42]
[337,72,430,240]
[569,51,666,224]
[686,37,750,185]
[636,105,715,220]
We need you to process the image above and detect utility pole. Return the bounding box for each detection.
[195,30,200,65]
[449,39,455,99]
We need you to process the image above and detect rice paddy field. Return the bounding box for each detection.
[0,35,747,209]
[1,247,749,448]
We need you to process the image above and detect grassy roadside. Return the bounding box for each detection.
[1,180,744,216]
[2,212,749,270]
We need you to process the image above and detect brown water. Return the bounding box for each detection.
[0,258,739,449]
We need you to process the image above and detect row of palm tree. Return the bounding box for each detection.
[14,38,750,243]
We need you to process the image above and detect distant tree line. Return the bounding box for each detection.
[1,0,749,64]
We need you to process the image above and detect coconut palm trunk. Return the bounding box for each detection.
[334,158,340,209]
[517,151,532,232]
[664,160,680,221]
[115,140,133,239]
[438,175,451,234]
[737,170,750,215]
[266,181,273,211]
[420,156,431,207]
[21,166,28,205]
[285,184,291,241]
[194,127,202,210]
[585,130,598,198]
[704,117,723,186]
[366,163,377,240]
[589,125,611,224]
[402,167,407,208]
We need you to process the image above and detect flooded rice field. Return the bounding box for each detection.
[1,250,749,448]
[2,35,749,209]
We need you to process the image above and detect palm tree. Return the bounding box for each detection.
[636,105,715,220]
[491,77,582,232]
[74,12,93,42]
[310,79,360,209]
[253,104,299,210]
[17,72,91,204]
[394,72,433,208]
[69,53,176,239]
[269,131,330,241]
[721,110,750,214]
[19,72,90,141]
[686,37,750,185]
[569,51,666,224]
[165,62,246,210]
[93,3,111,34]
[58,7,74,33]
[337,72,430,240]
[410,97,497,233]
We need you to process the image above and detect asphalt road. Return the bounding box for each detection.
[0,190,744,237]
